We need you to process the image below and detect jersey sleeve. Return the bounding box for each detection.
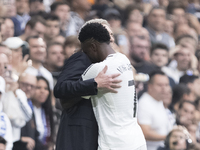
[81,63,105,99]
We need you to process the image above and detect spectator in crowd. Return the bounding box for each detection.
[68,0,93,35]
[50,2,72,37]
[18,73,37,100]
[31,76,54,150]
[129,35,156,75]
[126,22,143,38]
[13,73,37,150]
[0,136,7,150]
[44,42,65,81]
[0,0,16,18]
[150,43,169,69]
[175,100,200,149]
[175,34,197,54]
[162,46,194,83]
[176,100,196,128]
[3,37,29,77]
[150,43,176,87]
[138,70,172,150]
[174,24,198,42]
[63,35,81,60]
[44,15,60,44]
[123,4,144,26]
[167,1,188,26]
[1,75,32,144]
[19,16,46,41]
[157,125,193,150]
[158,0,169,8]
[1,18,14,42]
[0,76,13,150]
[179,74,200,100]
[146,6,175,48]
[29,0,45,15]
[103,8,129,55]
[25,36,54,90]
[11,0,30,36]
[170,84,196,113]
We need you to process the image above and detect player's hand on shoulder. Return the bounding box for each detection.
[95,65,121,93]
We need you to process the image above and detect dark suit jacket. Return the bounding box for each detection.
[54,52,98,150]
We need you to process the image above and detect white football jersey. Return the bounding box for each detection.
[82,53,146,150]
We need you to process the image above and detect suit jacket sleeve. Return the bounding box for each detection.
[54,52,98,100]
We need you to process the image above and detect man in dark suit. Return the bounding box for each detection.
[54,24,121,150]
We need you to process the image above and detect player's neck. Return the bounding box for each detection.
[102,44,115,60]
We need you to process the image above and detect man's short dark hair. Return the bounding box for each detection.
[148,70,166,84]
[47,42,63,53]
[150,43,169,55]
[171,84,191,107]
[179,74,199,84]
[167,1,186,14]
[148,6,166,17]
[45,14,60,22]
[179,100,195,110]
[50,2,69,12]
[175,34,196,45]
[26,16,46,29]
[26,35,40,43]
[78,22,110,44]
[63,35,80,49]
[0,136,6,145]
[29,0,43,4]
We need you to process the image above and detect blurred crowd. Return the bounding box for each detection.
[0,0,200,150]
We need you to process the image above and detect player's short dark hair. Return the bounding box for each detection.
[0,136,6,145]
[148,70,166,84]
[50,2,69,12]
[179,74,199,84]
[78,23,111,44]
[150,43,169,55]
[26,16,46,29]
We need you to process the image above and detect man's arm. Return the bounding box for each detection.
[139,124,166,141]
[54,52,121,100]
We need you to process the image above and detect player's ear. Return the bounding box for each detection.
[90,42,98,52]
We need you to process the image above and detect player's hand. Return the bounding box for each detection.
[21,137,35,150]
[95,65,121,93]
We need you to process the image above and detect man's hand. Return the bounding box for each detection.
[21,137,35,150]
[95,66,121,93]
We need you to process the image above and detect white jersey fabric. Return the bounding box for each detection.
[82,52,146,150]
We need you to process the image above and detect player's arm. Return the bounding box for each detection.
[139,124,166,141]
